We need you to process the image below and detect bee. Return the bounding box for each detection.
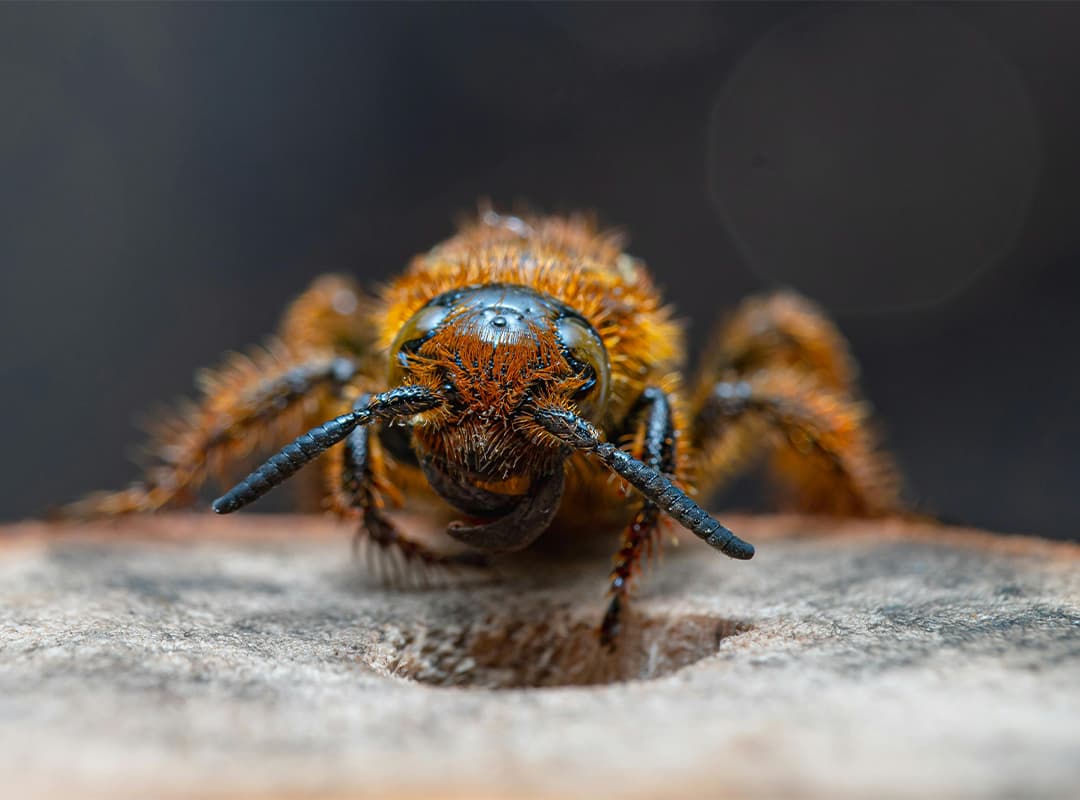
[67,210,899,647]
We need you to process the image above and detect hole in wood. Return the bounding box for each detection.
[367,604,751,689]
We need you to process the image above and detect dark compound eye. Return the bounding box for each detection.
[556,315,611,422]
[387,303,452,387]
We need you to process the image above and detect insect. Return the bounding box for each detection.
[67,210,899,647]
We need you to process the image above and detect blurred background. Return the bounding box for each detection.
[1,2,1077,540]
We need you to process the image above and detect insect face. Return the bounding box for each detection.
[389,284,611,485]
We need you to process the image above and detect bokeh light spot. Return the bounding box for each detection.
[709,5,1040,313]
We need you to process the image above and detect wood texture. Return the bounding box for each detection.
[1,513,1077,799]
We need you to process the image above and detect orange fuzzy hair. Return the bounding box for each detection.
[376,213,685,427]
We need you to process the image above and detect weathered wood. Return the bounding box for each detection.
[1,513,1077,799]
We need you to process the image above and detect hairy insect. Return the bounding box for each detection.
[66,210,899,647]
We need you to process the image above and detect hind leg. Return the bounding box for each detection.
[691,292,900,516]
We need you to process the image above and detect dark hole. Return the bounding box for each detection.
[366,605,751,689]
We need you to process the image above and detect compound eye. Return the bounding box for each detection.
[556,316,611,421]
[387,303,451,387]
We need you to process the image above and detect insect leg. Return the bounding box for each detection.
[693,291,857,399]
[601,386,677,649]
[277,274,379,360]
[690,291,899,515]
[60,273,380,520]
[692,371,899,516]
[212,385,439,514]
[61,349,359,518]
[531,405,753,559]
[531,400,753,648]
[338,394,489,585]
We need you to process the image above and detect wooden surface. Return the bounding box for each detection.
[1,512,1078,799]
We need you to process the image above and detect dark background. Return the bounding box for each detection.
[2,2,1078,539]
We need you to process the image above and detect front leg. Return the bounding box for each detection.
[601,386,678,650]
[336,394,489,586]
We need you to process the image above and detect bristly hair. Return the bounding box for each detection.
[405,310,587,480]
[59,274,375,519]
[375,212,685,425]
[61,341,352,518]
